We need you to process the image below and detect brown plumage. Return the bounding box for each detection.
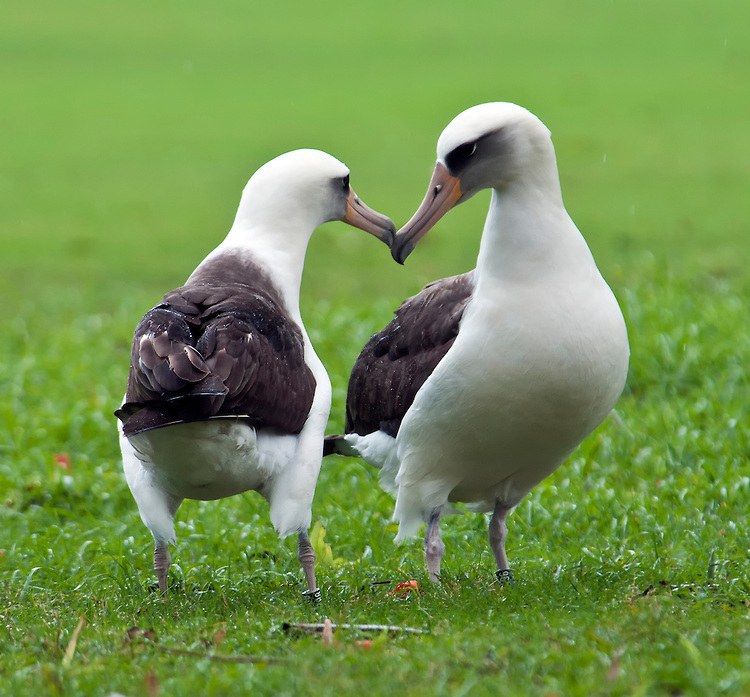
[345,272,473,437]
[116,254,316,437]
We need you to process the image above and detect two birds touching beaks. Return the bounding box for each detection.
[116,102,630,599]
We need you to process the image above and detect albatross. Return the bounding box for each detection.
[116,149,394,598]
[328,103,629,582]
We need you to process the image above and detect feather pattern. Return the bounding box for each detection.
[345,272,473,437]
[117,254,316,437]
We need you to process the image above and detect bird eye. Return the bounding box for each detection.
[445,142,477,173]
[342,175,350,190]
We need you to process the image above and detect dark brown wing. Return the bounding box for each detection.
[117,255,316,437]
[345,272,473,437]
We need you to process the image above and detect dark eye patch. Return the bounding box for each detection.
[445,142,477,174]
[342,174,350,190]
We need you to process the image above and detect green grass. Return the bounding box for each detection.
[1,0,749,694]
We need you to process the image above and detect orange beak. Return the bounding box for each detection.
[391,162,462,264]
[343,188,395,247]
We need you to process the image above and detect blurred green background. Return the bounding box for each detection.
[3,0,747,307]
[1,1,749,694]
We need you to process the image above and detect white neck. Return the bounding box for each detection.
[200,202,319,324]
[474,168,596,294]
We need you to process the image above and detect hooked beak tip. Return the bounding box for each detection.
[387,162,461,266]
[391,239,412,265]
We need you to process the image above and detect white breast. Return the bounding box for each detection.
[395,271,629,514]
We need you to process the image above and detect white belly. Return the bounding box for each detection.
[128,418,298,501]
[395,281,629,516]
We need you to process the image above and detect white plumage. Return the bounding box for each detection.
[338,103,629,581]
[118,149,394,596]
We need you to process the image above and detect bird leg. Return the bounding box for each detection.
[154,542,171,594]
[148,494,182,595]
[424,510,445,582]
[298,531,321,602]
[489,502,513,583]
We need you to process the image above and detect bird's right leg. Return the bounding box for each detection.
[120,433,183,594]
[489,501,513,584]
[424,510,445,582]
[154,542,171,593]
[144,493,182,595]
[297,530,321,602]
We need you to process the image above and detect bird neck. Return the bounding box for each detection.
[474,173,595,294]
[212,220,314,324]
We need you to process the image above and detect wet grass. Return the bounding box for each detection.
[1,0,749,695]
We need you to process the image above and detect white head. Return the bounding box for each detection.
[393,103,559,263]
[233,149,394,245]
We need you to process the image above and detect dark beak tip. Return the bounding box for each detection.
[390,240,411,265]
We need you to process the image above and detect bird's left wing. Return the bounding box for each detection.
[345,272,474,438]
[117,281,316,436]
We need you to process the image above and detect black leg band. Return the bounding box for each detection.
[302,588,322,603]
[496,569,514,584]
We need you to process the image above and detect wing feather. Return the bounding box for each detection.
[117,261,316,437]
[345,272,473,437]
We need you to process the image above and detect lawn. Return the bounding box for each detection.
[1,0,749,694]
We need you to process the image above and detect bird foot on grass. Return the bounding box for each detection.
[302,588,322,603]
[495,569,514,585]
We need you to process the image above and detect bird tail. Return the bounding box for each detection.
[322,434,360,458]
[116,377,228,437]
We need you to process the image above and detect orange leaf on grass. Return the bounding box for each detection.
[386,580,420,598]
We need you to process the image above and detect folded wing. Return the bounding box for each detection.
[345,272,473,437]
[117,280,316,437]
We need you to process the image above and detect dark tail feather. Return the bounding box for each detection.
[323,434,361,458]
[323,435,341,457]
[116,380,229,437]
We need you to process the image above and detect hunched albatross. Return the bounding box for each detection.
[328,103,629,583]
[116,149,394,598]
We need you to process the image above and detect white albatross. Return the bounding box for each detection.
[116,149,394,598]
[327,103,629,582]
